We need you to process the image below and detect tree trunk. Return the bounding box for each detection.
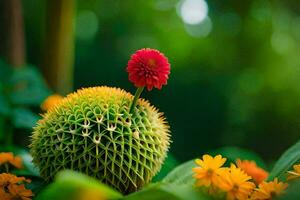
[41,0,75,95]
[0,0,26,67]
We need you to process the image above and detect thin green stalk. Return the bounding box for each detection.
[129,87,144,114]
[5,163,9,173]
[5,119,13,147]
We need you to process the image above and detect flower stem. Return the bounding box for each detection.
[5,119,13,147]
[129,87,144,114]
[5,163,9,173]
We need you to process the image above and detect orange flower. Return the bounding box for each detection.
[0,173,28,185]
[236,159,268,184]
[193,154,227,187]
[217,164,256,200]
[287,164,300,181]
[0,189,12,200]
[250,178,288,200]
[41,94,63,111]
[0,152,23,170]
[0,173,33,200]
[8,184,33,200]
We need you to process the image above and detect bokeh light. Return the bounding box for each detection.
[184,17,212,37]
[75,10,99,40]
[271,32,295,54]
[179,0,208,25]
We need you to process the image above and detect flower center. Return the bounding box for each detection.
[147,59,156,68]
[232,184,239,192]
[3,183,9,193]
[207,169,213,177]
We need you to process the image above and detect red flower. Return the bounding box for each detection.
[127,48,171,91]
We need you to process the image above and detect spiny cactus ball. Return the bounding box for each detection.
[30,86,170,194]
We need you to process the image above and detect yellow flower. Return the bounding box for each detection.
[236,159,268,184]
[41,94,63,111]
[287,164,300,181]
[193,154,227,187]
[217,164,255,200]
[0,152,23,170]
[0,173,33,200]
[251,178,288,200]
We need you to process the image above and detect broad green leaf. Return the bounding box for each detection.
[210,146,267,169]
[276,180,300,200]
[36,170,123,200]
[153,154,179,182]
[162,160,196,186]
[12,107,40,129]
[27,176,47,195]
[9,66,50,106]
[123,183,212,200]
[268,140,300,181]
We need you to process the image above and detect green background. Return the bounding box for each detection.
[7,0,300,162]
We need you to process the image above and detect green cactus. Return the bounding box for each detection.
[30,86,170,194]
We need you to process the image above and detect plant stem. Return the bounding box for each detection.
[4,164,9,173]
[129,87,144,114]
[0,0,26,67]
[41,0,75,95]
[5,119,13,147]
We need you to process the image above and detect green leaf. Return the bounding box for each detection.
[36,170,123,200]
[276,180,300,200]
[11,107,40,129]
[26,176,47,195]
[123,183,212,200]
[9,66,51,106]
[210,146,267,169]
[268,140,300,181]
[162,160,196,186]
[153,154,179,182]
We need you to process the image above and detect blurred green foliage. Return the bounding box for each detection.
[16,0,300,162]
[278,180,300,200]
[1,0,300,199]
[210,146,267,169]
[153,154,180,182]
[24,140,300,200]
[268,140,300,181]
[36,168,210,200]
[36,170,122,200]
[0,60,50,146]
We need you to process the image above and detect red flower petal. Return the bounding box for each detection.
[126,48,171,91]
